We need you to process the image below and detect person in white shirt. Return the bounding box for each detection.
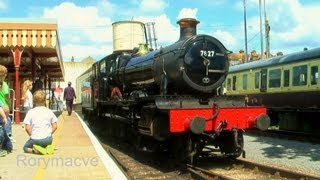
[21,80,33,112]
[23,90,58,154]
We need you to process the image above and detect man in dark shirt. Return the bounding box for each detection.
[32,76,44,93]
[63,82,76,116]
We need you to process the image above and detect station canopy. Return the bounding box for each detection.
[0,18,64,81]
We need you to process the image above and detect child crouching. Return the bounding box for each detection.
[23,90,57,155]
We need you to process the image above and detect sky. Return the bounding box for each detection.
[0,0,319,61]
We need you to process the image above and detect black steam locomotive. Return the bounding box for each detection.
[78,18,269,162]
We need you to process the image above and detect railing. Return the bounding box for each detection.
[9,88,15,122]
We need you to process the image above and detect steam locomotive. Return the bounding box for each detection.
[78,18,270,162]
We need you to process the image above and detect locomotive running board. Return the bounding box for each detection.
[155,96,246,109]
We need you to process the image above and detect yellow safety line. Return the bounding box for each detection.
[33,112,66,180]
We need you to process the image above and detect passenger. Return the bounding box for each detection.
[21,80,33,112]
[63,81,76,116]
[110,84,123,101]
[32,75,45,93]
[0,65,14,143]
[23,90,57,155]
[54,85,63,111]
[0,79,13,156]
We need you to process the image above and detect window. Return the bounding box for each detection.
[268,69,281,88]
[232,76,237,90]
[227,78,231,91]
[311,66,318,85]
[293,65,307,86]
[242,74,248,90]
[261,69,267,92]
[92,64,97,78]
[109,60,116,73]
[283,70,290,87]
[100,61,106,73]
[254,72,260,89]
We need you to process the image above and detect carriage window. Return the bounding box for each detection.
[232,76,237,90]
[311,66,318,85]
[293,65,307,86]
[268,69,281,88]
[254,72,260,89]
[283,70,290,87]
[227,78,231,91]
[242,74,248,90]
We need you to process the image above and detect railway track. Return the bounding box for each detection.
[99,138,320,180]
[188,157,320,180]
[102,142,187,179]
[247,129,320,144]
[82,112,320,179]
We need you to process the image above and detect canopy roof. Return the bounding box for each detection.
[0,18,64,81]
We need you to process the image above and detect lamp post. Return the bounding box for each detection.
[259,0,264,59]
[243,0,248,63]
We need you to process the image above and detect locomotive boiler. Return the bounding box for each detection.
[109,18,228,97]
[79,18,270,163]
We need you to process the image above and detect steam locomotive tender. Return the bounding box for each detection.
[80,18,270,162]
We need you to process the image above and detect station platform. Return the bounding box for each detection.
[0,111,127,180]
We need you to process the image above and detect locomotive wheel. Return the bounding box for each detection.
[218,129,244,159]
[169,134,200,163]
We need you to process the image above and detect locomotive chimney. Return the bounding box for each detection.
[177,18,199,41]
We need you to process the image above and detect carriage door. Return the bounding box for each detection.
[260,68,267,92]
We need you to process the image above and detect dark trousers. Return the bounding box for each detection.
[0,121,13,152]
[66,99,74,115]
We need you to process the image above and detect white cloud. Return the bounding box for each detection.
[41,2,113,60]
[0,0,7,10]
[96,0,117,17]
[177,8,198,19]
[140,0,167,13]
[43,2,110,27]
[36,0,320,61]
[264,0,320,53]
[61,44,113,61]
[228,0,320,55]
[213,30,236,49]
[135,14,179,47]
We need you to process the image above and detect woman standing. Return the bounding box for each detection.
[21,80,33,112]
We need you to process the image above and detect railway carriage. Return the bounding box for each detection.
[226,47,320,135]
[78,18,270,162]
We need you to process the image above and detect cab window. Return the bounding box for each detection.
[293,65,307,86]
[109,60,116,73]
[100,61,106,74]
